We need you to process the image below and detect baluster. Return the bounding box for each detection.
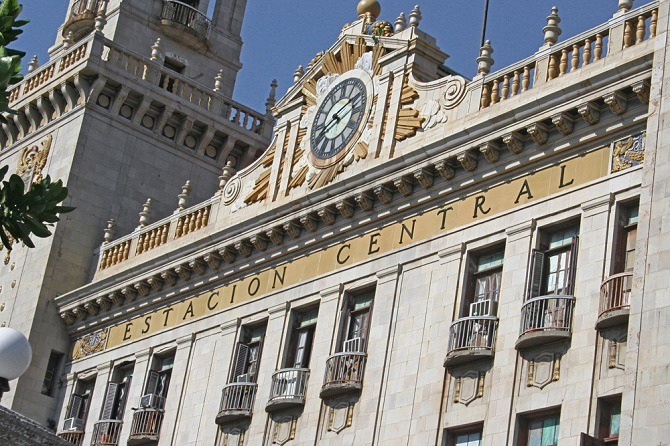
[173,78,181,95]
[571,44,580,71]
[137,234,144,254]
[547,54,558,80]
[124,242,130,260]
[189,212,197,232]
[112,245,120,264]
[161,225,169,244]
[183,215,191,235]
[480,83,490,109]
[143,231,151,252]
[651,9,658,37]
[243,112,250,129]
[150,229,157,249]
[490,79,500,104]
[195,209,204,229]
[176,217,184,238]
[202,206,210,227]
[100,250,109,269]
[510,70,520,96]
[636,16,645,44]
[501,74,510,100]
[624,20,634,48]
[559,49,568,76]
[522,66,531,92]
[594,35,603,61]
[583,38,592,65]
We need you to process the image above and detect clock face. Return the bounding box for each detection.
[309,77,368,164]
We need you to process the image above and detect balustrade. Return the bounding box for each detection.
[99,240,131,270]
[136,223,170,255]
[175,205,210,238]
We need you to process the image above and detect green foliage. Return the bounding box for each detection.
[0,0,25,122]
[0,165,75,250]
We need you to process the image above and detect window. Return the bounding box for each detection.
[528,225,579,298]
[341,291,374,353]
[142,353,174,409]
[231,324,266,383]
[445,424,483,446]
[597,396,621,444]
[285,308,318,369]
[518,410,560,446]
[614,204,638,274]
[463,249,504,317]
[63,378,95,430]
[41,350,64,397]
[100,363,133,421]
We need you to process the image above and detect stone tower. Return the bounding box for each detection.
[0,0,271,425]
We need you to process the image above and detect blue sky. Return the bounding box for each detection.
[18,0,625,112]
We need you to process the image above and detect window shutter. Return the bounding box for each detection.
[116,377,131,420]
[67,394,84,419]
[233,343,249,380]
[566,235,579,295]
[100,382,119,420]
[145,370,159,395]
[527,249,545,299]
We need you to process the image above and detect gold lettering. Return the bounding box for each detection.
[559,165,574,188]
[248,277,260,296]
[141,316,151,334]
[162,308,174,327]
[182,302,195,320]
[207,291,219,311]
[272,267,287,289]
[473,195,491,218]
[337,244,351,265]
[515,179,534,204]
[123,322,133,341]
[368,232,381,255]
[399,220,416,245]
[437,206,454,230]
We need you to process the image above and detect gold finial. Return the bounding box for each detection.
[357,0,381,20]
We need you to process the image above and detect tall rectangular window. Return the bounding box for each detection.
[141,353,174,409]
[597,395,621,444]
[231,324,266,383]
[100,363,133,420]
[41,350,64,397]
[528,225,580,298]
[464,249,504,317]
[285,307,318,369]
[614,204,638,274]
[445,424,483,446]
[341,291,374,353]
[63,378,96,431]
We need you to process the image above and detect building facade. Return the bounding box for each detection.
[2,0,670,445]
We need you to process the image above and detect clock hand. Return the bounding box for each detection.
[322,100,352,135]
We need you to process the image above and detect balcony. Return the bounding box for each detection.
[320,352,366,399]
[159,0,211,48]
[444,316,498,368]
[596,272,632,329]
[56,430,85,446]
[127,408,164,446]
[265,368,310,413]
[215,382,257,425]
[515,295,575,350]
[63,0,103,40]
[91,420,123,446]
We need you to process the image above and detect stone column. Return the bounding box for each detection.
[162,333,196,444]
[118,348,152,446]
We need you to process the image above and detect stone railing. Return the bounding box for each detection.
[160,0,211,40]
[98,197,218,271]
[102,41,269,136]
[91,420,123,446]
[481,1,658,109]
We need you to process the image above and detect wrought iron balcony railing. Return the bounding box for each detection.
[516,295,575,350]
[215,382,257,425]
[444,315,498,367]
[160,0,211,41]
[127,408,163,446]
[597,272,632,329]
[91,419,123,446]
[320,352,366,398]
[266,368,310,412]
[56,430,85,446]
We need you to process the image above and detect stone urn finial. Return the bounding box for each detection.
[214,69,224,92]
[177,181,192,210]
[63,31,74,49]
[94,7,107,32]
[103,219,116,244]
[139,198,153,227]
[618,0,633,11]
[293,65,304,84]
[477,40,494,75]
[357,0,381,21]
[409,5,422,28]
[219,161,236,192]
[543,6,562,46]
[265,79,278,116]
[394,12,407,33]
[27,55,39,73]
[150,38,164,62]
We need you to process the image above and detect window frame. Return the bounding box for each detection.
[340,289,375,353]
[462,247,505,317]
[597,395,622,443]
[230,323,266,383]
[527,223,580,299]
[444,422,484,446]
[517,407,561,446]
[284,307,318,369]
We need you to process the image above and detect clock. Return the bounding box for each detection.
[308,70,374,168]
